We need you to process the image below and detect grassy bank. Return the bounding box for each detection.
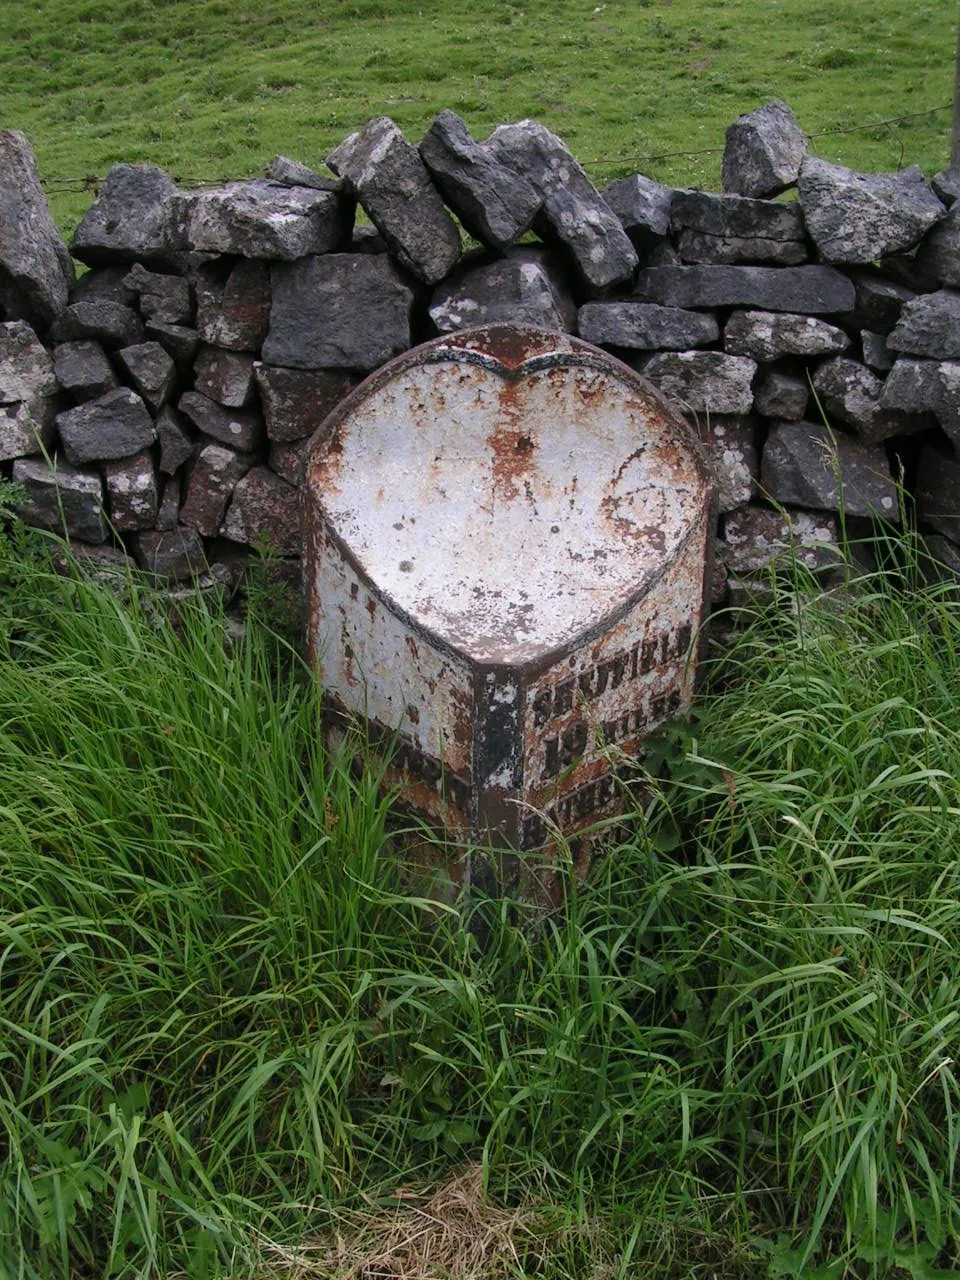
[0,0,953,234]
[1,517,959,1278]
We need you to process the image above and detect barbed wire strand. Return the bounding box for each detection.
[37,102,952,194]
[591,102,951,168]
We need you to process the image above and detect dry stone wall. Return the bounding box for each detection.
[3,99,960,611]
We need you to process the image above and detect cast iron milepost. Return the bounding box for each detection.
[303,325,715,894]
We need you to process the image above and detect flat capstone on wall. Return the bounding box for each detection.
[2,99,960,612]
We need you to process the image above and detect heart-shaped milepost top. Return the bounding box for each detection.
[305,325,714,865]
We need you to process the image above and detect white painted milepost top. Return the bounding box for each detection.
[307,325,711,667]
[304,324,715,881]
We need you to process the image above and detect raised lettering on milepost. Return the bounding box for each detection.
[532,620,693,729]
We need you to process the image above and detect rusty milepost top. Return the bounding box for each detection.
[304,324,715,890]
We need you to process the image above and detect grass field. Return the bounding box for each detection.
[3,4,960,1274]
[0,0,955,234]
[2,507,960,1278]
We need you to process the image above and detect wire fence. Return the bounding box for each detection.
[588,103,952,174]
[37,102,952,196]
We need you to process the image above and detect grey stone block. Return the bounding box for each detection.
[723,310,849,360]
[268,437,310,486]
[845,270,916,335]
[761,420,898,517]
[156,474,180,531]
[116,342,176,413]
[265,154,340,190]
[71,163,178,266]
[578,301,718,350]
[811,357,896,443]
[122,263,192,326]
[798,157,945,265]
[55,541,136,582]
[221,465,301,555]
[70,265,137,308]
[0,320,58,402]
[676,229,807,266]
[672,189,805,241]
[51,299,146,350]
[263,253,414,371]
[194,259,270,352]
[13,455,106,543]
[156,404,195,475]
[723,505,841,576]
[878,358,942,434]
[145,321,200,371]
[915,204,960,289]
[877,250,955,296]
[133,526,208,580]
[696,416,759,513]
[640,351,756,415]
[419,109,541,250]
[646,240,682,267]
[888,290,960,360]
[180,442,255,537]
[192,346,256,409]
[487,119,638,292]
[104,450,159,532]
[632,264,854,313]
[328,116,461,284]
[169,179,352,260]
[878,242,957,292]
[936,361,960,448]
[56,387,156,464]
[0,397,56,461]
[861,331,894,372]
[178,390,264,453]
[932,164,960,207]
[602,173,674,244]
[0,130,74,328]
[754,370,808,421]
[53,340,117,403]
[722,100,807,198]
[916,448,960,543]
[429,247,576,334]
[254,364,358,443]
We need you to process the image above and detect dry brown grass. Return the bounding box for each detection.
[259,1164,546,1280]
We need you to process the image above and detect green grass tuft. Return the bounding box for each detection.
[1,520,960,1277]
[637,539,960,1273]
